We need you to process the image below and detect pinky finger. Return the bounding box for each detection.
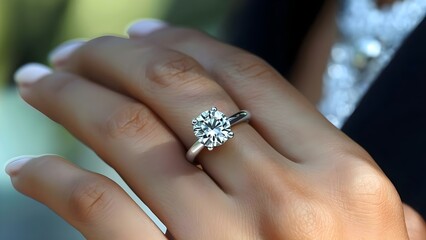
[5,155,166,240]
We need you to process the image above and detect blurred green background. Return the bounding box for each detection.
[0,0,237,239]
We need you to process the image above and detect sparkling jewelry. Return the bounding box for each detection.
[318,0,426,128]
[186,107,250,163]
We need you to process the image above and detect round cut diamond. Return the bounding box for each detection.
[192,107,233,150]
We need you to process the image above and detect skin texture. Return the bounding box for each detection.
[9,23,426,239]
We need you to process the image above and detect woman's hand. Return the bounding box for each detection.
[8,20,425,239]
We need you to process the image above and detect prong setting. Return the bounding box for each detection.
[192,107,233,150]
[186,109,250,163]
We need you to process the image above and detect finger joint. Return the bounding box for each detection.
[103,103,157,141]
[69,176,116,223]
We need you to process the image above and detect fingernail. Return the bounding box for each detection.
[126,19,167,37]
[5,155,36,176]
[49,39,85,65]
[14,63,52,84]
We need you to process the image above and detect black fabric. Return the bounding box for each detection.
[230,1,426,217]
[228,0,326,78]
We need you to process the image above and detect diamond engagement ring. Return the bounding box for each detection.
[186,107,250,163]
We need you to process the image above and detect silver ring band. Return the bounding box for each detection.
[186,109,250,163]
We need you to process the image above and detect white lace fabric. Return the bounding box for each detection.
[318,0,426,128]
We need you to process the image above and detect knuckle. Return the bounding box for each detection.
[146,52,206,91]
[165,27,207,44]
[346,167,392,205]
[69,176,115,223]
[75,36,124,62]
[103,103,156,140]
[337,159,401,220]
[215,52,276,82]
[41,72,77,96]
[84,35,119,50]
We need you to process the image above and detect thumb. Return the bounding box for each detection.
[403,204,426,240]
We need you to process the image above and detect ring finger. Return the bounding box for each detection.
[58,36,290,193]
[127,22,357,165]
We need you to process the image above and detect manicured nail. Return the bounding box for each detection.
[126,19,167,37]
[14,63,52,84]
[5,155,36,176]
[49,39,85,65]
